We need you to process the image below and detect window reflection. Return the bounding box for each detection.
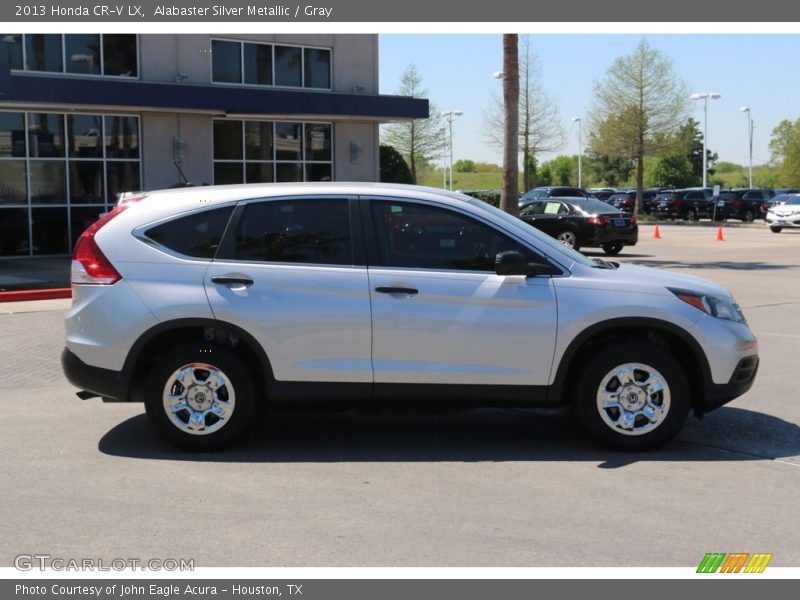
[28,114,65,158]
[69,161,104,204]
[25,34,62,72]
[65,34,101,75]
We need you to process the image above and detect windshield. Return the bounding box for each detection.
[466,199,595,268]
[520,189,547,201]
[785,196,800,205]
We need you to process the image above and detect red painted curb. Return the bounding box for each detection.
[0,288,72,303]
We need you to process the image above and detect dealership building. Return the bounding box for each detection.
[0,34,427,257]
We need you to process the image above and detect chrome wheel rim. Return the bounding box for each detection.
[595,362,670,436]
[162,363,235,436]
[557,231,576,248]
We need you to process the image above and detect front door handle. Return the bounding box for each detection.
[375,286,419,295]
[211,276,254,287]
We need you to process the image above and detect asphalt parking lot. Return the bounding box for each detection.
[1,223,798,568]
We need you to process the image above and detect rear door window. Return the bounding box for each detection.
[233,198,353,265]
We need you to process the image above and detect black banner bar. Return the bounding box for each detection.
[2,0,800,22]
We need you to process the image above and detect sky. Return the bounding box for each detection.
[378,34,799,170]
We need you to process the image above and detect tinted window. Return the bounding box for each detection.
[370,201,537,272]
[25,34,62,72]
[212,40,242,83]
[65,34,101,75]
[274,45,302,87]
[572,199,621,214]
[235,199,352,265]
[145,206,234,259]
[519,201,546,216]
[102,34,137,77]
[1,34,22,69]
[304,48,331,88]
[244,43,272,85]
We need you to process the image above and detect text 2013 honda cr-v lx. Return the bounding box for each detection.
[62,183,759,451]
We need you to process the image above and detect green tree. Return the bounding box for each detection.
[649,153,695,188]
[588,40,690,214]
[454,159,477,173]
[379,144,413,184]
[585,152,634,188]
[382,64,443,184]
[769,118,800,186]
[542,155,577,185]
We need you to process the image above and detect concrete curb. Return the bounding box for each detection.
[0,288,72,303]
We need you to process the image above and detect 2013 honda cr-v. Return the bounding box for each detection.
[62,183,759,451]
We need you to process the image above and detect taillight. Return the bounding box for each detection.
[588,216,610,225]
[71,205,127,285]
[630,217,637,224]
[732,199,744,206]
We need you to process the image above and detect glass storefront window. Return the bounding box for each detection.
[68,115,103,159]
[28,113,65,158]
[0,161,27,204]
[304,48,331,89]
[214,120,333,185]
[212,40,241,84]
[1,34,23,70]
[274,45,302,87]
[106,162,141,201]
[0,208,29,255]
[0,112,25,157]
[31,207,69,254]
[65,34,101,75]
[102,34,137,77]
[105,116,139,159]
[69,161,105,204]
[25,34,62,72]
[244,43,272,85]
[30,162,67,204]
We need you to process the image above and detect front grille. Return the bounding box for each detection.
[730,356,759,384]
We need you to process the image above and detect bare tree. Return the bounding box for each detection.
[500,34,519,216]
[485,36,563,192]
[382,64,443,184]
[588,39,690,215]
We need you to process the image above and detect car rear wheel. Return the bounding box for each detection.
[556,229,580,251]
[601,243,623,255]
[572,342,690,450]
[685,208,697,222]
[144,345,256,451]
[742,209,755,223]
[770,226,783,233]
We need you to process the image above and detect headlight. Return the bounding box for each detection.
[669,288,746,323]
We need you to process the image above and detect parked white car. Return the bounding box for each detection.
[63,183,758,451]
[766,195,800,232]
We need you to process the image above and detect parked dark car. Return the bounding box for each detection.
[604,189,664,214]
[587,188,616,202]
[519,186,588,204]
[712,189,772,222]
[518,197,638,255]
[652,189,714,220]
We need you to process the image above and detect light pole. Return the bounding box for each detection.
[740,106,753,188]
[441,111,462,191]
[439,128,447,189]
[691,92,721,188]
[572,117,582,188]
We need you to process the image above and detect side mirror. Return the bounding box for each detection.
[495,251,554,277]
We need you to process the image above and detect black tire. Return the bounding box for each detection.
[144,345,257,451]
[601,243,623,255]
[742,209,755,223]
[571,342,690,450]
[556,229,580,252]
[685,208,697,222]
[770,226,783,233]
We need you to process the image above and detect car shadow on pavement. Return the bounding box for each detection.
[97,406,800,469]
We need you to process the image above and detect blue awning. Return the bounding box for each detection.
[0,69,428,121]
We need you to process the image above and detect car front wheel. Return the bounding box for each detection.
[742,209,755,223]
[572,342,690,450]
[601,243,623,255]
[144,345,256,451]
[770,226,783,233]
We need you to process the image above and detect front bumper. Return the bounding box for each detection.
[766,213,800,227]
[61,348,130,402]
[700,355,759,413]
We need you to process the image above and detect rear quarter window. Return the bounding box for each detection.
[144,206,235,258]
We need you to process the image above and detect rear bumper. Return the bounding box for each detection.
[61,348,130,402]
[699,355,759,413]
[587,229,638,246]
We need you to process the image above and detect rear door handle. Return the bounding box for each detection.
[211,276,254,287]
[375,286,418,295]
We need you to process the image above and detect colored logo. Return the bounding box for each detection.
[697,552,773,573]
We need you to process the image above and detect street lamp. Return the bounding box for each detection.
[572,117,582,188]
[441,111,463,191]
[740,106,753,188]
[690,92,721,188]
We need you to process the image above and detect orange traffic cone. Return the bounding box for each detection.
[716,226,725,241]
[652,225,662,239]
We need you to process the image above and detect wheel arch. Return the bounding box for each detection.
[549,317,712,413]
[123,318,273,403]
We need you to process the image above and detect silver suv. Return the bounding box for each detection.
[62,183,759,451]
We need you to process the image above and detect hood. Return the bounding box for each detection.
[576,262,732,300]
